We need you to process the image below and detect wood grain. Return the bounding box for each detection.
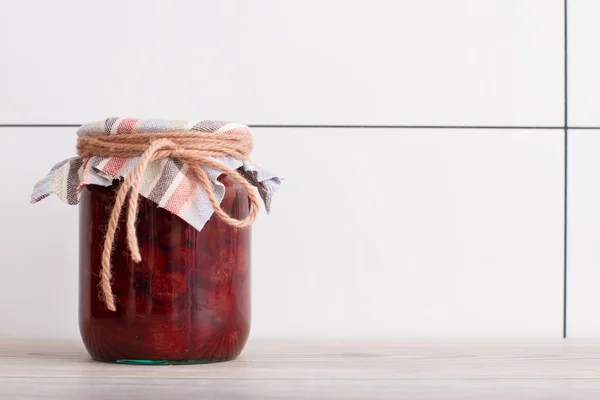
[2,339,600,399]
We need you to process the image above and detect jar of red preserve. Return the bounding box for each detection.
[31,118,281,364]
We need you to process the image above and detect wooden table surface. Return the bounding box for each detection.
[2,339,600,399]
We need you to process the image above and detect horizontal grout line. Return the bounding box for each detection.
[565,126,600,130]
[0,124,81,128]
[2,124,600,130]
[251,125,566,129]
[0,124,569,129]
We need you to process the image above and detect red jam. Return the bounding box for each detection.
[78,174,251,364]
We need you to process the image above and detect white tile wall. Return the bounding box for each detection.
[0,128,563,339]
[0,0,562,126]
[568,0,600,126]
[0,129,78,339]
[0,1,577,339]
[251,128,564,337]
[567,130,600,336]
[565,0,600,336]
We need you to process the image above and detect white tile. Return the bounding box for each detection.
[0,127,563,339]
[0,128,78,339]
[567,130,600,336]
[568,0,600,126]
[251,128,563,337]
[0,0,563,126]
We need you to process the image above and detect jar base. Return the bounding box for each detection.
[93,357,237,365]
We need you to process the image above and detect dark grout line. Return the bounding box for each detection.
[3,124,600,130]
[0,124,575,130]
[563,0,568,339]
[565,126,600,130]
[249,125,566,129]
[0,124,81,128]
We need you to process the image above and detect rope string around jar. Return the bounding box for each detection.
[77,131,261,311]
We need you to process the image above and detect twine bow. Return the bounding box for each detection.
[77,131,260,311]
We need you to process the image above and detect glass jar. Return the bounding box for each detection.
[78,174,251,364]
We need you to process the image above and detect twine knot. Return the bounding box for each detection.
[77,131,260,311]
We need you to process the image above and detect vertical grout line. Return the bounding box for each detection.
[563,0,568,339]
